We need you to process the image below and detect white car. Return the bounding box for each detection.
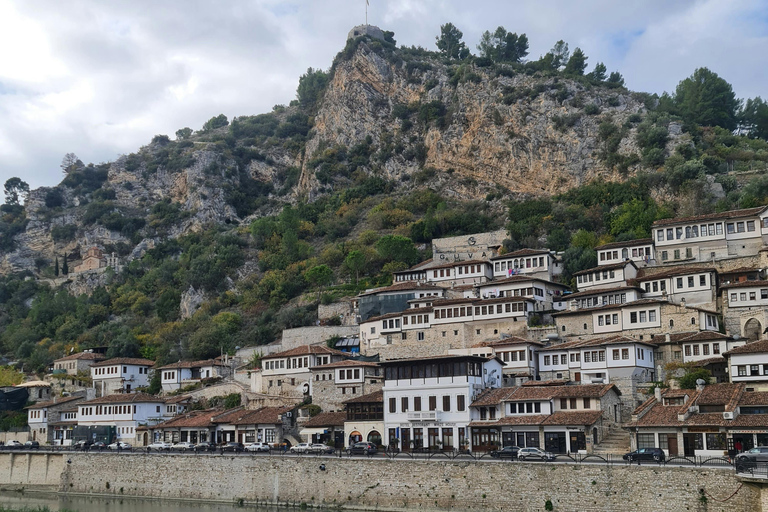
[171,441,196,451]
[245,442,270,452]
[289,443,313,453]
[517,447,555,461]
[4,440,23,448]
[310,443,334,454]
[108,441,132,451]
[147,441,172,451]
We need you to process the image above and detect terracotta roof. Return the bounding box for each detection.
[691,356,727,367]
[343,389,383,404]
[564,286,643,300]
[472,383,619,405]
[424,259,490,271]
[648,331,731,345]
[723,340,768,356]
[214,406,293,426]
[553,298,666,316]
[165,395,192,404]
[491,248,550,260]
[310,359,379,370]
[469,415,548,427]
[542,410,603,426]
[573,260,637,276]
[479,275,567,288]
[720,280,768,290]
[156,359,225,370]
[25,396,84,409]
[263,345,347,360]
[580,335,656,348]
[696,383,743,408]
[738,391,768,406]
[91,357,155,368]
[358,282,443,296]
[153,409,223,429]
[81,393,164,405]
[378,354,498,366]
[472,336,545,348]
[595,238,653,250]
[54,352,106,362]
[303,411,346,428]
[652,206,766,227]
[522,379,569,386]
[471,387,517,406]
[636,266,716,281]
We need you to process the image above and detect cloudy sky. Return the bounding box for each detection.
[1,0,766,192]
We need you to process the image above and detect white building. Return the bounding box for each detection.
[157,359,231,393]
[636,267,717,307]
[489,248,560,281]
[77,392,171,443]
[449,336,542,386]
[574,261,638,292]
[255,345,348,396]
[724,339,768,391]
[381,354,503,452]
[595,239,655,267]
[26,395,85,445]
[475,276,569,311]
[90,357,155,396]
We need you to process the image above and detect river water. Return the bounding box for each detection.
[0,491,308,511]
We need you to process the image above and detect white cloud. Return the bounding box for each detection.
[0,0,765,191]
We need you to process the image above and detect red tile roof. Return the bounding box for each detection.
[553,298,665,316]
[263,345,347,360]
[156,359,225,370]
[358,282,443,296]
[81,392,163,405]
[723,339,768,356]
[542,410,603,426]
[213,406,293,426]
[54,352,106,362]
[303,411,347,428]
[25,396,84,409]
[720,280,768,290]
[91,357,155,368]
[595,238,654,250]
[343,390,383,404]
[153,409,223,429]
[564,286,643,300]
[636,266,716,281]
[491,248,550,260]
[573,260,637,276]
[652,206,766,227]
[310,359,379,370]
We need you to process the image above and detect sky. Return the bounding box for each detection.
[0,0,766,192]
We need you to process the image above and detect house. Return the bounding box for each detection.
[50,406,79,446]
[595,239,655,267]
[211,406,295,445]
[424,260,493,287]
[299,411,347,447]
[72,246,121,274]
[256,345,348,397]
[381,354,504,452]
[723,340,768,391]
[308,359,382,412]
[52,351,105,375]
[156,359,231,393]
[26,395,85,445]
[148,408,221,445]
[357,282,445,322]
[475,275,569,311]
[627,382,768,456]
[449,336,542,387]
[75,392,170,445]
[574,261,638,292]
[635,267,718,308]
[468,383,622,454]
[90,357,155,396]
[489,249,560,281]
[16,381,52,403]
[537,335,655,411]
[564,286,645,311]
[651,206,768,265]
[343,390,384,449]
[721,280,768,340]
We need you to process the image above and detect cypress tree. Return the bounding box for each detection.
[54,256,59,276]
[62,255,69,275]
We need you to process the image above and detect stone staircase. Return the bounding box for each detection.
[592,429,630,456]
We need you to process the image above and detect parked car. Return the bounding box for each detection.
[4,440,23,448]
[194,442,217,452]
[735,446,768,471]
[90,441,107,450]
[516,447,555,461]
[108,441,132,451]
[347,442,377,456]
[245,442,270,452]
[490,446,520,459]
[290,442,313,454]
[222,442,244,453]
[172,441,196,452]
[24,441,40,449]
[623,448,665,463]
[311,443,334,454]
[147,441,172,452]
[73,440,92,450]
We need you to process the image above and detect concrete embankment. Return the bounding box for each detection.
[0,451,764,511]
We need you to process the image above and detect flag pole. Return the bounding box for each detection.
[366,0,369,25]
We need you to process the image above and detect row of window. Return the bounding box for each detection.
[498,350,528,362]
[494,257,546,272]
[560,397,591,410]
[384,361,483,381]
[81,404,139,416]
[433,302,527,321]
[403,313,429,325]
[597,314,619,326]
[433,264,485,279]
[29,410,46,419]
[337,368,361,381]
[162,371,177,381]
[578,293,628,309]
[388,395,467,413]
[508,401,543,415]
[117,426,135,435]
[94,366,147,376]
[730,290,768,302]
[599,247,652,261]
[684,343,721,357]
[629,310,657,324]
[656,222,725,242]
[660,248,694,261]
[577,269,617,284]
[736,365,768,377]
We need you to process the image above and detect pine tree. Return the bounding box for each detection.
[54,256,59,277]
[62,255,69,275]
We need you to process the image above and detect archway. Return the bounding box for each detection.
[367,430,382,447]
[744,318,762,341]
[349,431,362,446]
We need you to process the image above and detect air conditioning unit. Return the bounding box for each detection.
[723,412,734,420]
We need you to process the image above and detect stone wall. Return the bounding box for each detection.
[318,301,356,326]
[431,229,507,263]
[0,452,765,510]
[281,326,359,351]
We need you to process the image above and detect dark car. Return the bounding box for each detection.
[735,446,768,472]
[90,441,107,451]
[194,442,217,452]
[222,442,245,453]
[24,441,40,449]
[73,440,92,450]
[623,447,665,462]
[490,446,520,459]
[348,442,377,455]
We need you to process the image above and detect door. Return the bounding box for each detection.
[574,372,581,382]
[516,433,526,447]
[401,429,411,452]
[667,436,678,456]
[593,428,598,445]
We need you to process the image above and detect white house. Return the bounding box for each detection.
[574,261,638,292]
[595,239,655,267]
[424,260,493,286]
[90,357,154,396]
[76,392,171,443]
[475,276,569,311]
[636,267,717,307]
[489,248,560,281]
[157,359,231,392]
[724,339,768,390]
[26,395,85,445]
[449,336,542,386]
[256,345,348,397]
[381,354,504,452]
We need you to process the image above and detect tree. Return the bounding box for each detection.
[175,127,193,140]
[304,264,333,290]
[564,48,588,76]
[740,97,768,140]
[674,67,740,130]
[60,153,82,174]
[3,177,29,205]
[677,367,711,390]
[61,255,69,275]
[606,71,625,87]
[147,370,161,395]
[201,114,229,132]
[477,27,528,63]
[587,62,607,82]
[54,256,59,277]
[436,23,469,60]
[296,67,329,111]
[548,40,570,69]
[344,250,366,284]
[375,235,420,265]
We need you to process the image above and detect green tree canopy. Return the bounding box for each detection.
[587,62,607,82]
[678,367,711,390]
[548,40,570,69]
[3,178,29,206]
[564,47,588,76]
[202,114,229,132]
[375,235,420,265]
[297,67,329,111]
[175,127,193,140]
[674,67,740,130]
[344,250,366,284]
[741,96,768,140]
[436,22,469,60]
[477,27,528,63]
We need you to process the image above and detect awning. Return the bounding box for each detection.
[300,428,328,437]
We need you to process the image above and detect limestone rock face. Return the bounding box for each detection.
[180,285,206,319]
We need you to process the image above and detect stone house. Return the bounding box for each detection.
[308,359,382,412]
[634,266,718,308]
[574,261,638,292]
[299,411,346,447]
[26,395,85,445]
[52,351,105,375]
[16,381,51,403]
[90,357,155,396]
[72,246,120,274]
[257,345,348,398]
[721,280,768,340]
[343,390,384,449]
[211,406,295,446]
[468,382,622,454]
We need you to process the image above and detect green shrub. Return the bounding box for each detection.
[583,103,600,115]
[51,224,77,242]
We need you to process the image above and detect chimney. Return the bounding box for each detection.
[654,386,662,402]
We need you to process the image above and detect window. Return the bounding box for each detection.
[713,343,720,354]
[657,230,664,241]
[413,397,421,411]
[457,395,466,411]
[700,275,707,286]
[429,396,437,411]
[630,312,637,323]
[738,366,747,376]
[748,220,756,232]
[737,221,745,233]
[676,277,683,288]
[621,349,629,360]
[637,433,656,449]
[401,397,408,412]
[544,356,551,366]
[418,332,425,341]
[727,222,735,234]
[613,349,620,360]
[693,345,700,356]
[674,250,680,260]
[639,311,647,322]
[583,398,590,409]
[584,352,591,363]
[442,396,451,411]
[688,276,694,288]
[731,293,738,302]
[649,310,656,322]
[560,398,568,409]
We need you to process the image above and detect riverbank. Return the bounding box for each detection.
[1,452,763,511]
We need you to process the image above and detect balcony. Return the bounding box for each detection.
[406,411,441,421]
